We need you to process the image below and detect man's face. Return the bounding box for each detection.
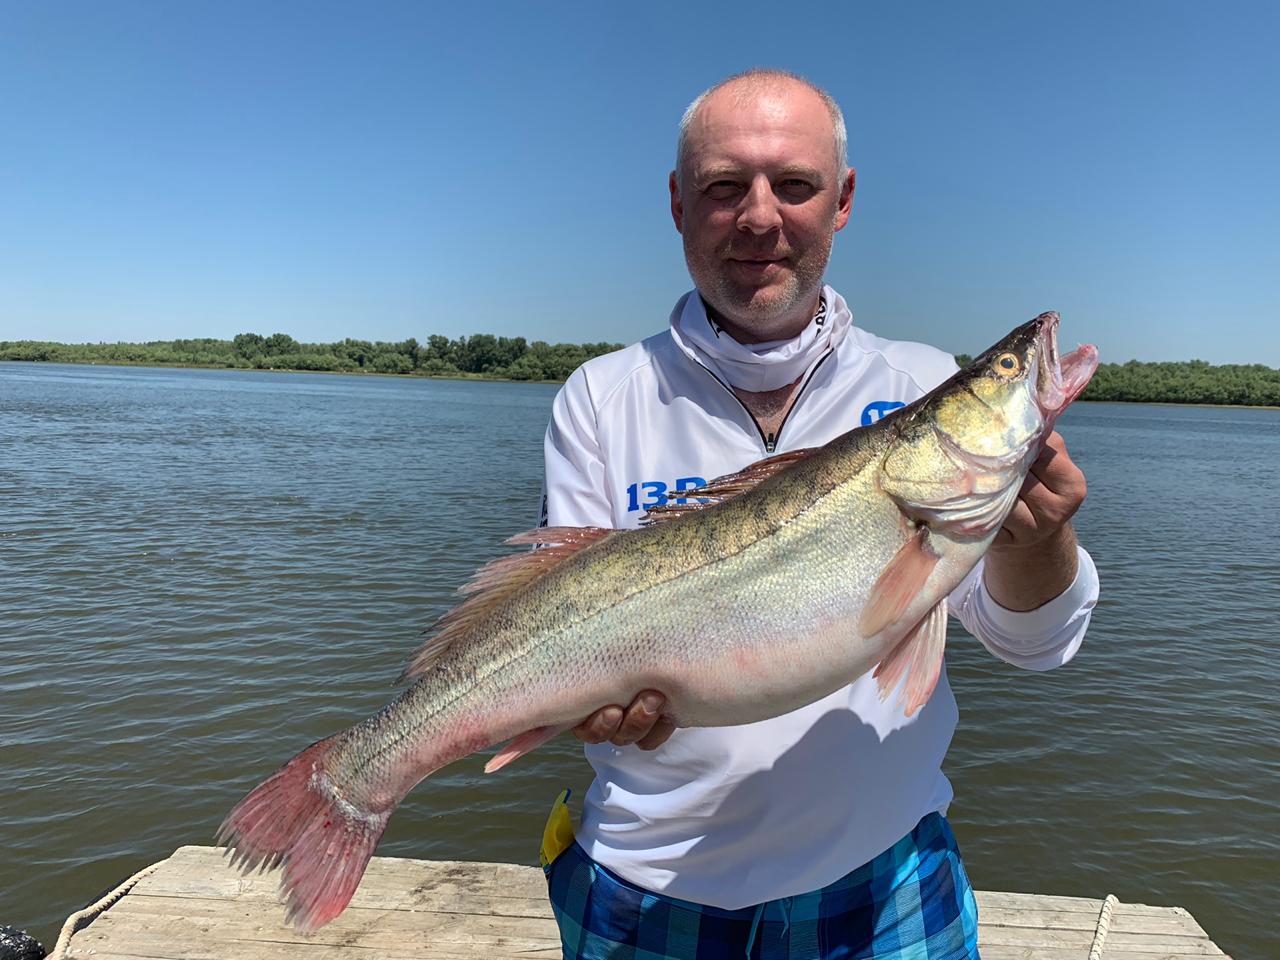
[671,81,855,344]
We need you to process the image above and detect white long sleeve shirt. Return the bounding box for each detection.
[541,286,1098,909]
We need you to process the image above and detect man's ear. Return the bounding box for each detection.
[669,171,683,234]
[834,167,856,232]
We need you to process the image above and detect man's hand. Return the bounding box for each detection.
[984,431,1087,611]
[573,690,675,750]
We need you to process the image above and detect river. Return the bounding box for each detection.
[1,362,1275,958]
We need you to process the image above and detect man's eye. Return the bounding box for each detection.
[704,181,742,199]
[779,179,815,196]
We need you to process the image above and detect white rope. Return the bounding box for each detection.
[47,861,163,960]
[1088,893,1120,960]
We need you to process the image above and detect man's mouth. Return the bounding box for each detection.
[729,256,786,270]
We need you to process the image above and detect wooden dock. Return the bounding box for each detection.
[56,845,1227,959]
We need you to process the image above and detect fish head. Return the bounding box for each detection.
[879,312,1098,540]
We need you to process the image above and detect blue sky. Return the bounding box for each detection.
[1,1,1276,364]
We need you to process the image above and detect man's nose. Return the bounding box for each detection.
[736,177,782,235]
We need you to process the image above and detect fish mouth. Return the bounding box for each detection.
[1033,312,1099,426]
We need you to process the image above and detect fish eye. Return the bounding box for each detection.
[993,353,1021,377]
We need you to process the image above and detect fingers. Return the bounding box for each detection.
[1026,434,1086,526]
[612,691,666,745]
[636,715,677,750]
[1029,432,1086,502]
[573,705,624,744]
[998,432,1087,548]
[573,691,668,747]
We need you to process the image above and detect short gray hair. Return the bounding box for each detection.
[675,69,848,189]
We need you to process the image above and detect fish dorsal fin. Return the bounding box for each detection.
[642,448,816,525]
[397,526,614,683]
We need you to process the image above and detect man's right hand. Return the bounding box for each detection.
[573,690,675,750]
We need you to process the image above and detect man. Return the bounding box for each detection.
[540,69,1098,959]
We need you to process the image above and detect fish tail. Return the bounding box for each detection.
[216,733,393,933]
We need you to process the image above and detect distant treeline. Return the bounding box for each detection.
[967,353,1280,407]
[1081,359,1280,406]
[5,336,1280,406]
[0,333,622,382]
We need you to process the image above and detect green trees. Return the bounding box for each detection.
[0,331,625,383]
[952,354,1280,407]
[232,333,266,359]
[1077,358,1280,406]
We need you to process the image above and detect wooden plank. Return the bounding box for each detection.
[975,890,1103,914]
[69,914,560,960]
[128,884,554,921]
[976,904,1209,939]
[69,933,553,960]
[137,848,549,908]
[973,925,1220,952]
[166,846,549,891]
[70,954,512,960]
[975,917,1222,953]
[975,890,1199,920]
[154,846,547,892]
[103,896,560,943]
[135,890,555,922]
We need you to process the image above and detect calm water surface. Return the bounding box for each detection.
[1,362,1276,958]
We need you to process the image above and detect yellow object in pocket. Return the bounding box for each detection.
[540,788,576,868]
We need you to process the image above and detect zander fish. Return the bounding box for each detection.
[218,311,1097,931]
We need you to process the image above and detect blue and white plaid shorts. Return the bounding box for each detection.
[545,813,979,960]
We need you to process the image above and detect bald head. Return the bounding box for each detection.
[675,69,848,189]
[667,69,857,343]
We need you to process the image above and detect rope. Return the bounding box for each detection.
[47,861,163,960]
[1088,893,1119,960]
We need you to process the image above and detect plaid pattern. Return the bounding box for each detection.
[545,813,979,960]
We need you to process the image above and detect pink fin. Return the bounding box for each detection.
[873,599,948,717]
[216,734,393,933]
[643,448,816,524]
[398,526,614,683]
[857,527,939,639]
[484,724,569,773]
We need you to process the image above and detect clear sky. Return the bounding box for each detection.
[2,1,1276,364]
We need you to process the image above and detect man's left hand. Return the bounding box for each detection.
[984,431,1087,610]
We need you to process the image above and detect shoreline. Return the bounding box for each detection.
[0,357,564,386]
[3,357,1279,410]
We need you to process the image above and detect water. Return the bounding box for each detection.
[1,362,1275,958]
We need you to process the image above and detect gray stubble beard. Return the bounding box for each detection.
[685,231,835,342]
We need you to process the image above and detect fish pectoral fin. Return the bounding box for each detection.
[857,526,939,639]
[484,724,571,774]
[641,447,817,524]
[872,599,947,717]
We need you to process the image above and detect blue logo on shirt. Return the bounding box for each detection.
[860,400,906,426]
[626,477,708,513]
